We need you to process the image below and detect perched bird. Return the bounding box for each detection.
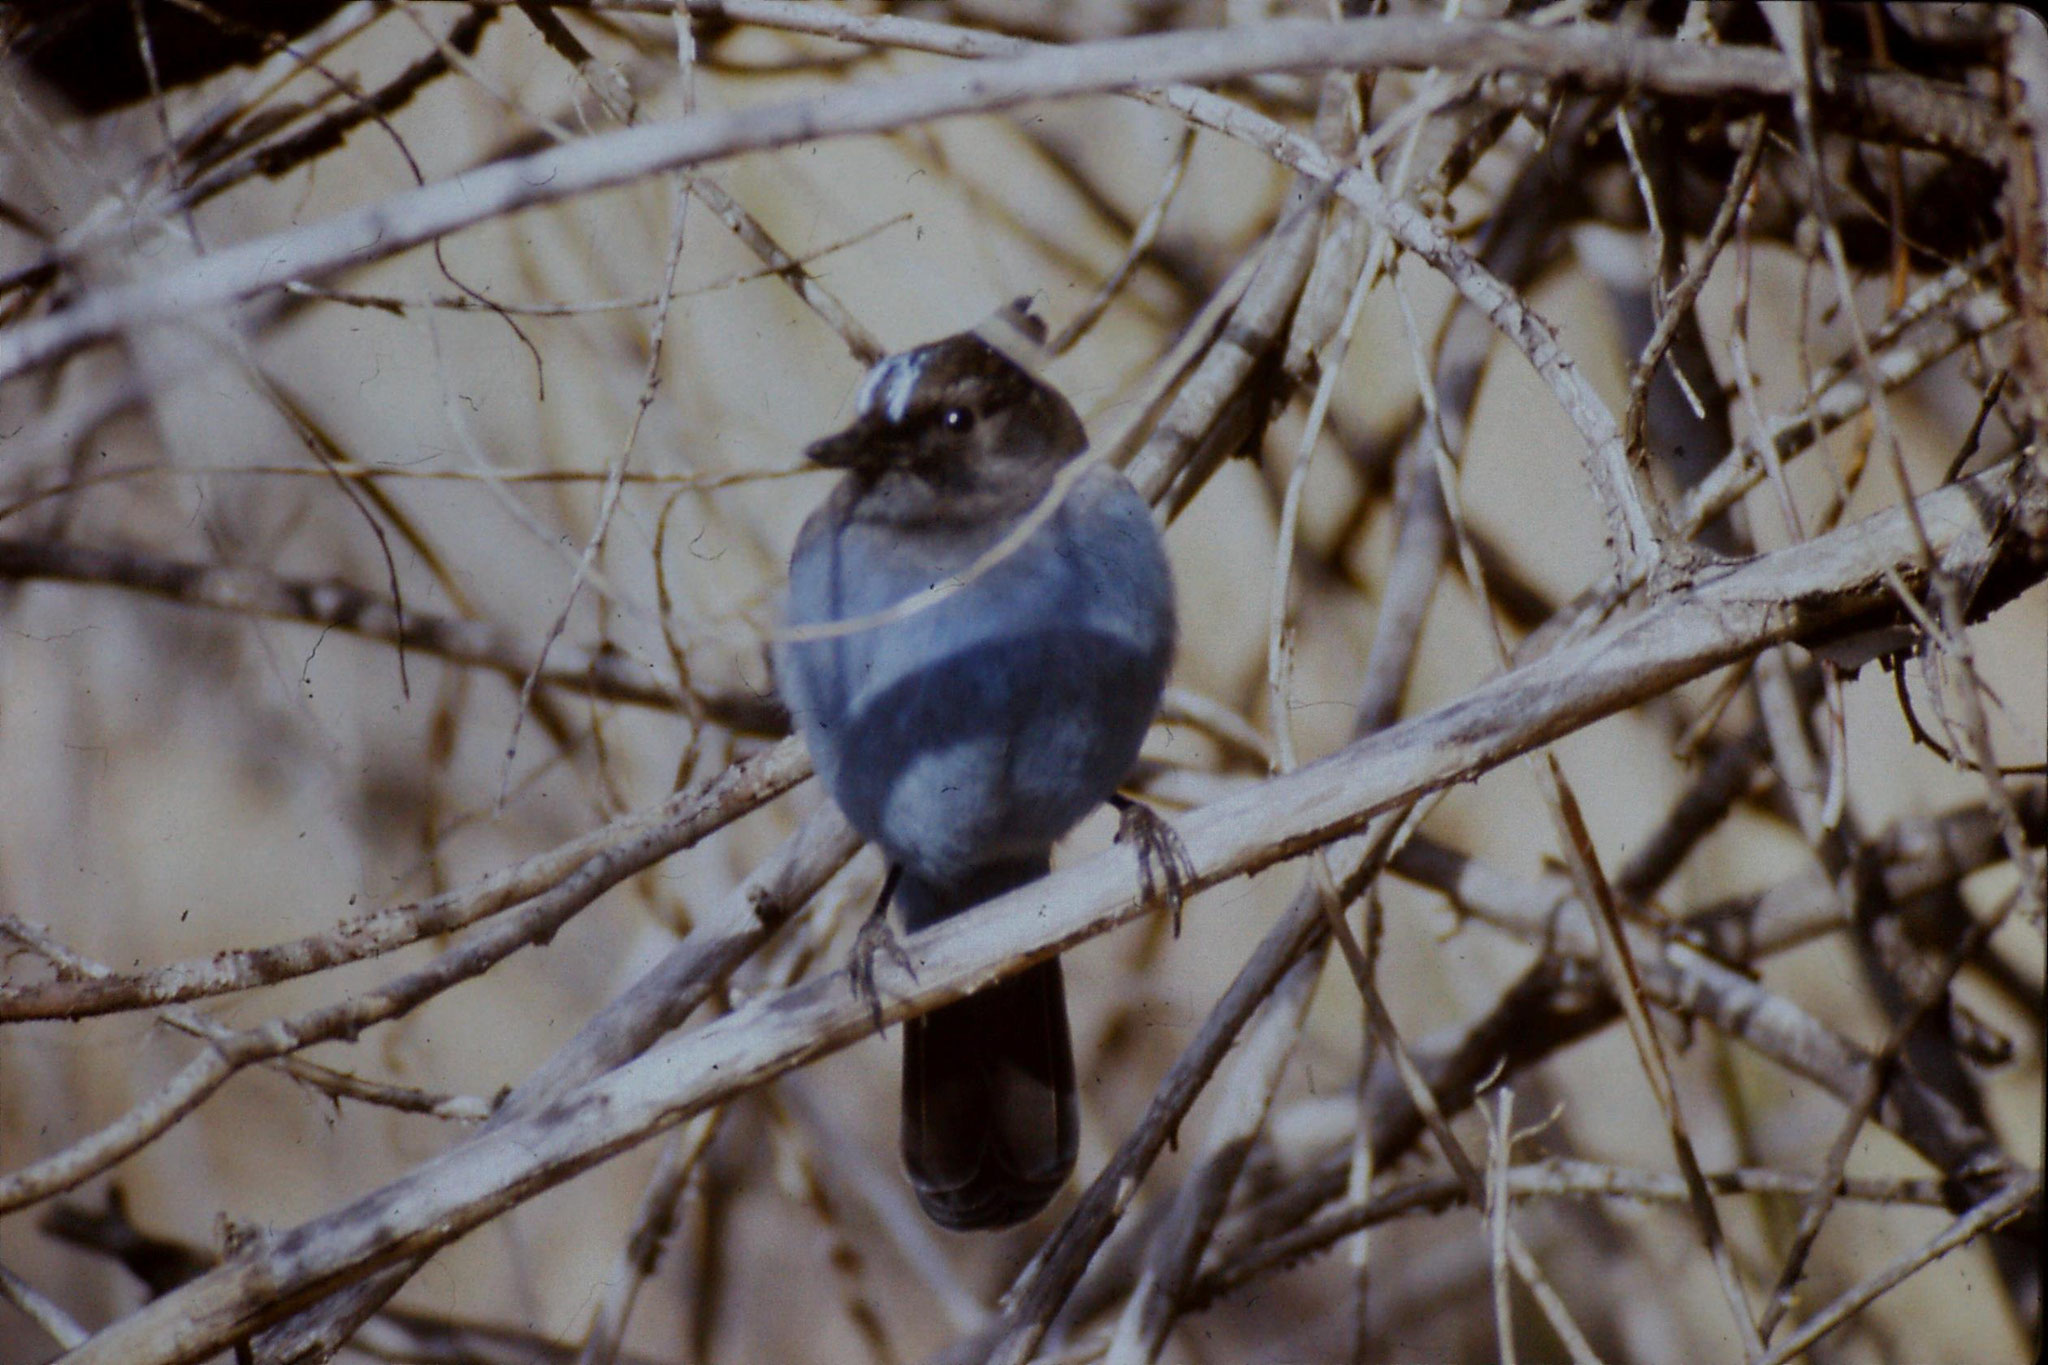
[777,304,1177,1230]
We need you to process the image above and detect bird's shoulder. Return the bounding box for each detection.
[1057,461,1156,531]
[787,460,1162,600]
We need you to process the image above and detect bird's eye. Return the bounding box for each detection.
[941,407,975,433]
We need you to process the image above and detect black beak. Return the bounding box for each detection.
[805,415,896,473]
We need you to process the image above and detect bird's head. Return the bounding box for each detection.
[805,302,1087,503]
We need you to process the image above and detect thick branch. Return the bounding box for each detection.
[0,14,1994,384]
[51,449,2046,1365]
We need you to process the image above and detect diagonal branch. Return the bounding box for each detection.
[50,445,2046,1365]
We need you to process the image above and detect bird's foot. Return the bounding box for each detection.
[848,866,917,1034]
[1111,795,1194,935]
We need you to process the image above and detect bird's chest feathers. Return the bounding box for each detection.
[800,512,1118,709]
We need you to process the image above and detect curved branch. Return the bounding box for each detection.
[52,450,2046,1365]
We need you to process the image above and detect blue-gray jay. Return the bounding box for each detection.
[778,306,1176,1229]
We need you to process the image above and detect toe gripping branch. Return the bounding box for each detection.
[853,799,1192,1033]
[849,864,918,1034]
[1110,794,1194,935]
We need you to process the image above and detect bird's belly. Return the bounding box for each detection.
[804,625,1164,885]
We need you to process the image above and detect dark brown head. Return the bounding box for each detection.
[805,305,1087,515]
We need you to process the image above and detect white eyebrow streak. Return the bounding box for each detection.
[855,350,926,423]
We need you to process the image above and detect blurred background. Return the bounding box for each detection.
[0,2,2041,1362]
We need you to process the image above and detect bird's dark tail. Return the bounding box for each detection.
[896,860,1076,1231]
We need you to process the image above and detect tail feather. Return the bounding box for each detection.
[895,862,1076,1231]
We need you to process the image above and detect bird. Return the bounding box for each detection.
[776,302,1178,1230]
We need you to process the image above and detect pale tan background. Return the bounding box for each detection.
[0,5,2040,1363]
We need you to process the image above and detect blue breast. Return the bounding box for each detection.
[779,471,1172,890]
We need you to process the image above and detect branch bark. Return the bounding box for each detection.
[50,449,2045,1365]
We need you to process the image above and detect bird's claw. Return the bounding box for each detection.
[1112,795,1194,936]
[849,899,918,1035]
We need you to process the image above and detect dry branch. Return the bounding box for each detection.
[0,14,1995,383]
[4,6,2042,1362]
[47,445,2045,1365]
